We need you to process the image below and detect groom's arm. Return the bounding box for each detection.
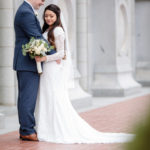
[19,11,43,39]
[19,11,55,54]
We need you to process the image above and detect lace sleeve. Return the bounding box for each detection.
[46,27,65,62]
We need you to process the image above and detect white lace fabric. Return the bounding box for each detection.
[45,27,65,62]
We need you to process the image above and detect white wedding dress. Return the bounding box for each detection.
[35,27,134,144]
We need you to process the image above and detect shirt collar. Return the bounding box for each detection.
[24,0,37,14]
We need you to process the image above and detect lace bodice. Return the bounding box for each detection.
[43,27,65,62]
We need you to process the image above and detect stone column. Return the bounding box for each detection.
[0,113,5,128]
[59,0,92,108]
[135,0,150,86]
[91,0,141,97]
[87,0,94,93]
[0,0,16,105]
[38,0,92,109]
[76,0,89,91]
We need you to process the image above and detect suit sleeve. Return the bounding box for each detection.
[19,11,43,39]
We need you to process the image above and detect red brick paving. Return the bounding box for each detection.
[0,94,150,150]
[81,94,150,133]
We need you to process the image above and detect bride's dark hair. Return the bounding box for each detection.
[42,4,63,48]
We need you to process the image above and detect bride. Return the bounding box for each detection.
[35,4,134,144]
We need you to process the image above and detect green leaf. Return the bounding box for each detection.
[44,43,48,47]
[30,37,35,42]
[50,46,54,49]
[39,40,42,45]
[22,50,27,56]
[29,54,35,59]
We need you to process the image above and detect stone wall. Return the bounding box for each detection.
[0,0,16,105]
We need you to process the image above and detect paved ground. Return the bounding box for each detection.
[0,94,150,150]
[1,87,150,135]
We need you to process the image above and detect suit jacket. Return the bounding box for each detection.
[13,1,44,72]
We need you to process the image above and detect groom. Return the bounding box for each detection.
[13,0,45,141]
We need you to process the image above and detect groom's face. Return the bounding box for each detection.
[32,0,45,10]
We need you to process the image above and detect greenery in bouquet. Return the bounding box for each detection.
[22,37,54,59]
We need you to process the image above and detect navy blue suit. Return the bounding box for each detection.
[14,1,43,71]
[13,1,52,136]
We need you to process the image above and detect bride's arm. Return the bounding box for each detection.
[45,27,65,62]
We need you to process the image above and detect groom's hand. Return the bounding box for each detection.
[35,56,46,62]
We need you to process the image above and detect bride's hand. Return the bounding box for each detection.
[35,56,47,62]
[56,60,61,64]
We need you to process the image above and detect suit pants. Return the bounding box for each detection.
[17,71,40,136]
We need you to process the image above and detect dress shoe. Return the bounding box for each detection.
[20,133,38,141]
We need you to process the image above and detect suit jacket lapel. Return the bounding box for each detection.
[35,17,42,33]
[23,1,42,33]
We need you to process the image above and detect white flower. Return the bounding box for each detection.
[35,11,38,17]
[38,44,44,50]
[28,48,32,53]
[43,47,47,52]
[38,43,48,52]
[34,47,41,55]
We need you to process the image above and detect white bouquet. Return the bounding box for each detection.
[22,37,54,74]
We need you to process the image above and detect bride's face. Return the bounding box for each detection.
[44,10,57,26]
